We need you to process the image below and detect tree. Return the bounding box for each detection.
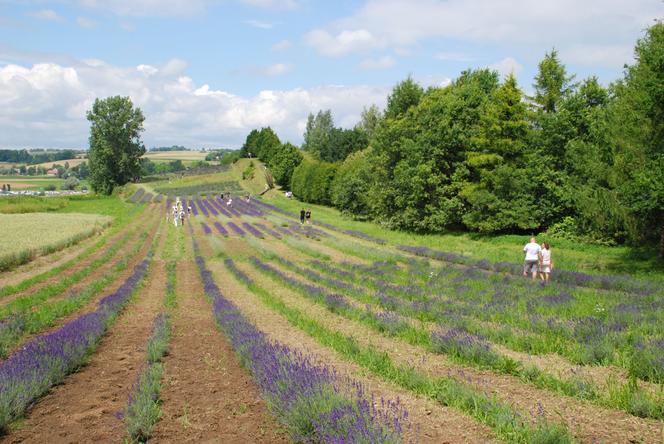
[87,96,145,194]
[302,110,334,159]
[291,158,338,205]
[240,129,260,158]
[384,77,424,120]
[270,142,303,188]
[357,105,382,140]
[254,127,281,164]
[332,149,373,219]
[533,49,574,113]
[462,74,538,232]
[609,21,664,255]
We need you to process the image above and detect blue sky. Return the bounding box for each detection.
[0,0,662,149]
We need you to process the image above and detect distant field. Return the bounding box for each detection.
[144,151,208,161]
[31,158,87,169]
[0,176,65,190]
[0,212,111,271]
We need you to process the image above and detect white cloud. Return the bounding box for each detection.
[76,16,97,28]
[305,29,379,57]
[244,19,274,29]
[254,63,292,76]
[28,9,64,22]
[0,59,389,148]
[306,0,661,69]
[488,57,523,78]
[359,55,395,70]
[272,39,292,51]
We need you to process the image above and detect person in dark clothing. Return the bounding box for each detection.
[300,208,306,224]
[305,209,311,224]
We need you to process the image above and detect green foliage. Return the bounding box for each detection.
[302,110,335,159]
[331,149,373,219]
[302,110,369,162]
[87,96,146,195]
[609,22,664,254]
[270,142,303,188]
[533,48,575,113]
[242,161,256,180]
[384,76,424,120]
[291,158,337,205]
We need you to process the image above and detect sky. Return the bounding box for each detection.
[0,0,662,149]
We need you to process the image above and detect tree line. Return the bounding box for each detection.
[0,149,84,165]
[239,22,664,255]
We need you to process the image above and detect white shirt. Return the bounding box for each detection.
[541,249,551,264]
[523,242,541,261]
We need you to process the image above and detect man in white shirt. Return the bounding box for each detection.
[523,237,541,280]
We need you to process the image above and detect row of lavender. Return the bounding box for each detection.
[248,199,659,296]
[191,246,407,442]
[248,253,664,419]
[0,256,152,433]
[305,255,664,387]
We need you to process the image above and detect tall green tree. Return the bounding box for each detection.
[302,110,334,159]
[357,105,382,140]
[384,77,424,120]
[533,49,575,113]
[87,96,145,195]
[609,21,664,255]
[462,74,538,232]
[254,127,281,164]
[270,142,303,188]
[371,69,499,231]
[240,129,260,158]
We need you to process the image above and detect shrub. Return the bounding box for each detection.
[291,159,338,205]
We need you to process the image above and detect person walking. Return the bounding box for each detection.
[539,242,554,282]
[305,208,311,224]
[299,208,306,224]
[523,237,541,280]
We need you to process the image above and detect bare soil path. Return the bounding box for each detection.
[210,258,499,444]
[2,257,167,443]
[242,258,663,444]
[150,231,289,443]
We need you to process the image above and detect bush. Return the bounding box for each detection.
[61,177,80,191]
[291,159,338,205]
[331,149,372,219]
[242,161,255,180]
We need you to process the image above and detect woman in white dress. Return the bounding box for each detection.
[539,242,553,282]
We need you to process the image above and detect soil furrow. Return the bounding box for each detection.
[2,257,167,443]
[150,235,289,443]
[209,258,499,444]
[240,259,663,443]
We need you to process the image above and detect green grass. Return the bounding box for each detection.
[220,257,573,444]
[0,204,146,298]
[259,191,664,279]
[252,248,664,420]
[0,231,150,358]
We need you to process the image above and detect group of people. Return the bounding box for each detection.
[1,184,11,193]
[299,208,312,224]
[523,237,554,282]
[168,198,191,227]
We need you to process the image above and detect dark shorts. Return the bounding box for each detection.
[523,260,538,274]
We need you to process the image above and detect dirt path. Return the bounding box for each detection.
[2,258,167,443]
[210,259,498,444]
[241,260,663,444]
[150,233,289,443]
